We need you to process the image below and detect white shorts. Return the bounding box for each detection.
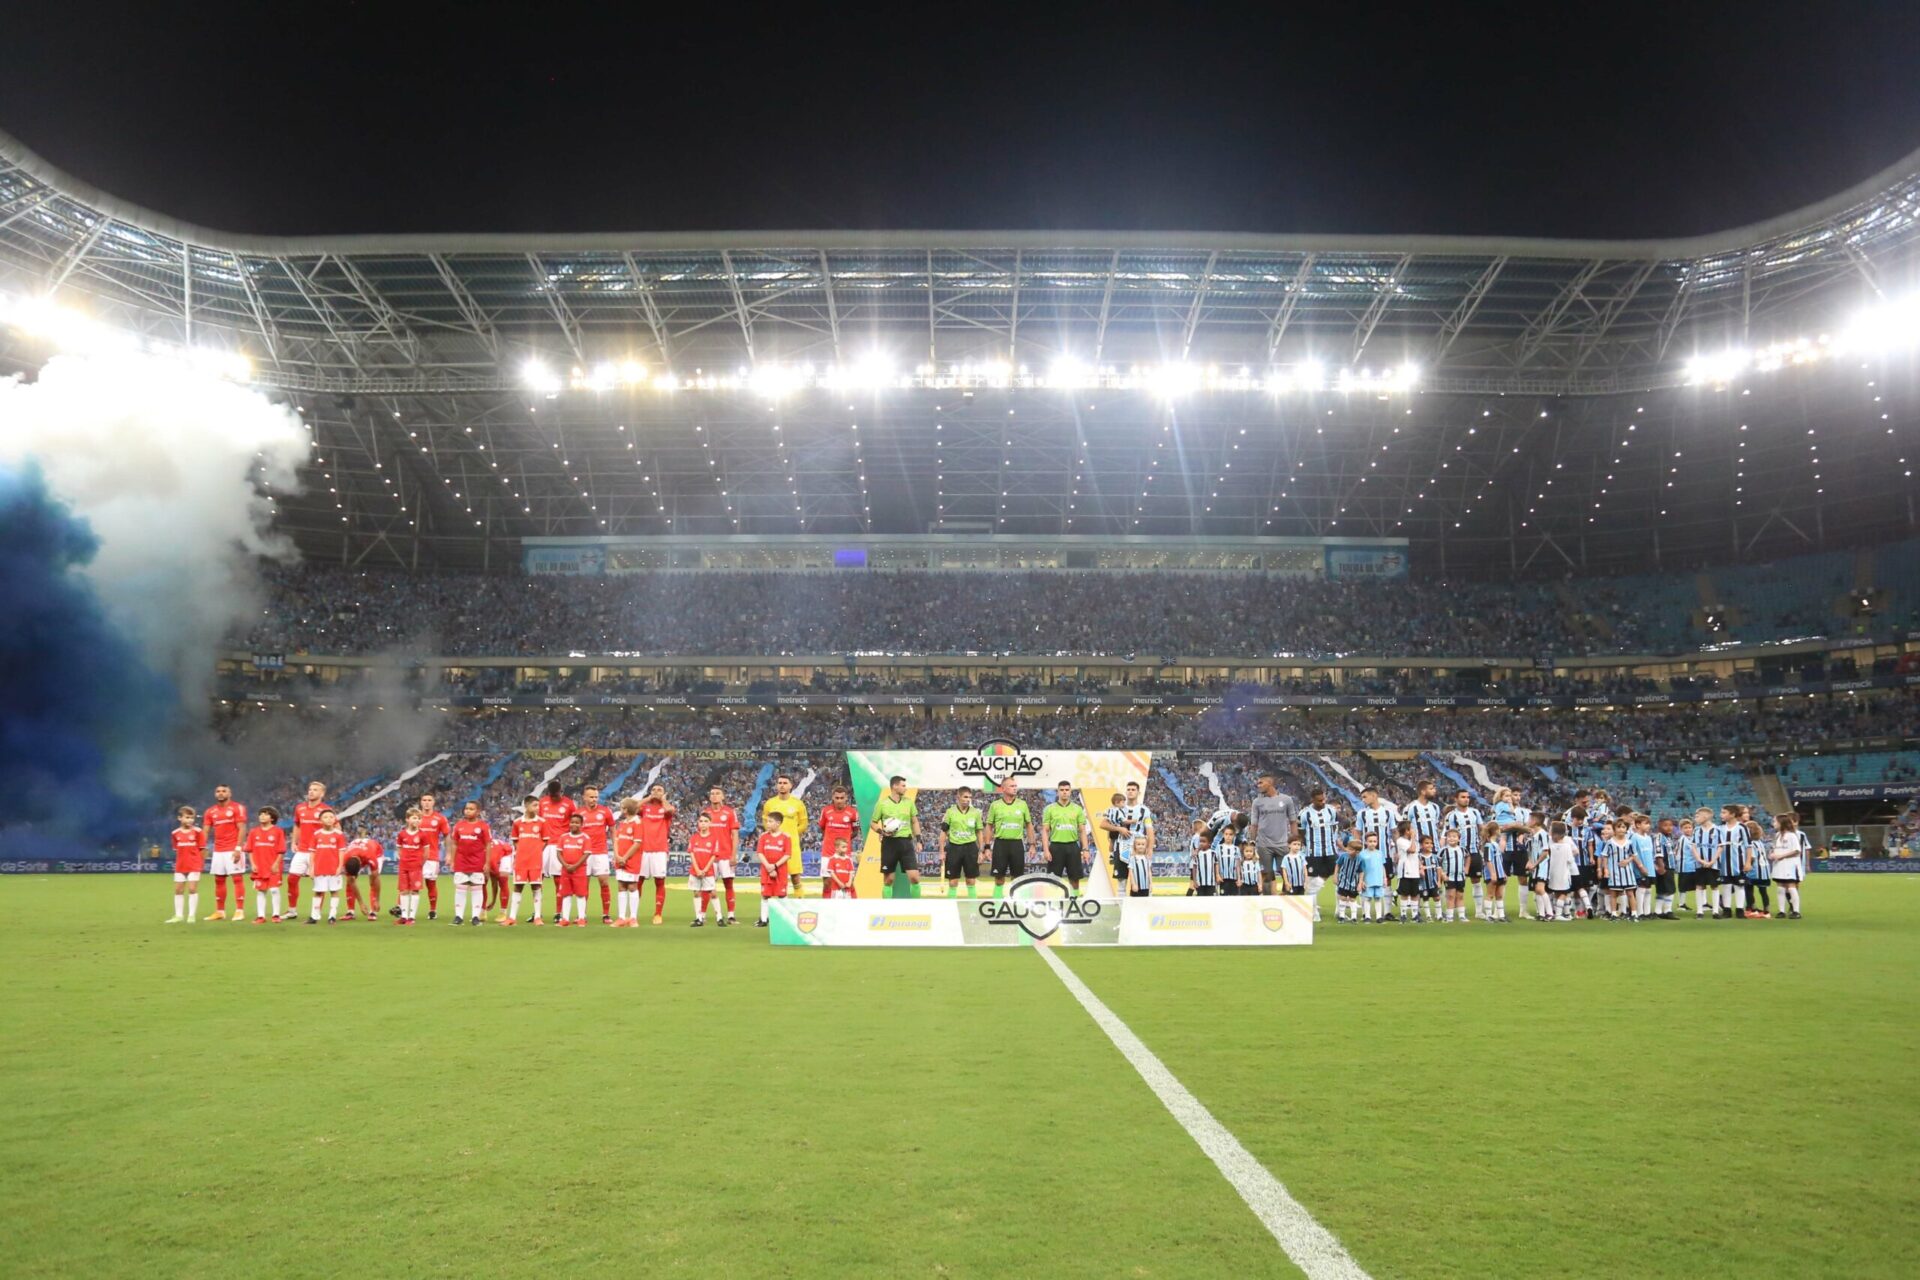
[422,861,441,880]
[210,851,244,876]
[615,869,640,884]
[688,874,715,892]
[313,875,343,893]
[543,845,561,877]
[1772,858,1803,882]
[715,859,736,880]
[454,871,485,887]
[288,850,313,876]
[586,854,613,877]
[496,853,514,879]
[362,855,383,875]
[639,852,670,879]
[172,871,200,883]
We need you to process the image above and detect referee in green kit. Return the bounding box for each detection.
[941,786,984,898]
[869,774,922,898]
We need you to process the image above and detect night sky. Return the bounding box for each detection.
[2,2,1919,239]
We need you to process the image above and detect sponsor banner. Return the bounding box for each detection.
[522,544,607,575]
[1323,545,1410,581]
[1787,783,1920,801]
[1812,859,1920,873]
[0,861,166,873]
[251,652,285,671]
[767,883,1313,946]
[846,748,1150,898]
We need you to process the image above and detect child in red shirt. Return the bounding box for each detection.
[756,811,794,928]
[687,811,725,927]
[166,806,206,924]
[243,806,287,922]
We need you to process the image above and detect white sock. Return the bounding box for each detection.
[1472,882,1485,910]
[311,897,322,921]
[187,892,199,922]
[327,896,338,919]
[760,896,771,924]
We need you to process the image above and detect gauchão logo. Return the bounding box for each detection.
[974,873,1103,939]
[954,738,1045,788]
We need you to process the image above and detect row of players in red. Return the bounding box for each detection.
[162,780,867,927]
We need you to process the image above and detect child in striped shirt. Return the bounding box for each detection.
[1188,819,1216,896]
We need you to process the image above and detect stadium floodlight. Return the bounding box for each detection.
[520,358,562,393]
[1142,362,1203,399]
[1294,359,1326,392]
[1685,348,1752,387]
[748,362,806,398]
[1046,356,1094,389]
[621,359,648,385]
[1837,296,1920,355]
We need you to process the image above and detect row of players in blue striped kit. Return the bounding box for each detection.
[1227,780,1812,925]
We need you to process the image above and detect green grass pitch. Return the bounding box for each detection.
[2,875,1916,1278]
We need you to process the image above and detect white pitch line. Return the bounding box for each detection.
[1037,946,1370,1280]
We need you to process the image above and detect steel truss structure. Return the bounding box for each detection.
[0,126,1917,573]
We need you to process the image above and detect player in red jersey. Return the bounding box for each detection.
[822,841,857,899]
[538,780,576,924]
[448,800,492,927]
[612,797,645,927]
[243,806,287,922]
[165,805,206,923]
[201,784,249,922]
[393,807,432,924]
[637,783,675,925]
[556,812,591,925]
[287,780,328,920]
[416,792,452,920]
[818,786,860,898]
[510,796,546,925]
[307,808,347,924]
[343,825,383,921]
[686,810,725,926]
[755,811,794,927]
[577,785,616,924]
[702,785,741,923]
[485,831,514,923]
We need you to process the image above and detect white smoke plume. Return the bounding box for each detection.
[0,351,310,794]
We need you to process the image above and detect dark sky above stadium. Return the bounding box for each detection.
[3,3,1919,240]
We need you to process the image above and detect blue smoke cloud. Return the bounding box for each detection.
[0,462,177,859]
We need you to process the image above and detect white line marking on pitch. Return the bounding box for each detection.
[1037,946,1371,1280]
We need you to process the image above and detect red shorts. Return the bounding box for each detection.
[250,871,282,890]
[821,883,856,899]
[560,871,589,898]
[759,865,790,898]
[398,862,425,893]
[173,853,204,876]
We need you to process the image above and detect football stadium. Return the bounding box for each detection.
[4,81,1920,1279]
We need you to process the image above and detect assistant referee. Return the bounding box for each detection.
[869,774,922,898]
[941,785,983,898]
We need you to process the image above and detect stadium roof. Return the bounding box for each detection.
[1,126,1916,574]
[3,125,1919,397]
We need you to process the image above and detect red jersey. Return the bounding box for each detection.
[556,831,590,871]
[613,818,645,874]
[450,819,492,875]
[488,839,512,873]
[243,825,286,876]
[819,804,860,854]
[688,832,721,877]
[417,810,451,853]
[756,831,793,868]
[825,849,856,887]
[345,836,381,870]
[538,795,575,844]
[638,799,674,852]
[292,800,328,852]
[395,828,432,867]
[310,829,347,877]
[512,817,544,865]
[703,804,739,855]
[203,800,248,852]
[170,826,206,865]
[578,803,614,855]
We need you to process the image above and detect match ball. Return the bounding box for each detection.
[883,818,906,835]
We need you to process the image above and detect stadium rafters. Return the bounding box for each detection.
[1,126,1917,574]
[2,125,1919,397]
